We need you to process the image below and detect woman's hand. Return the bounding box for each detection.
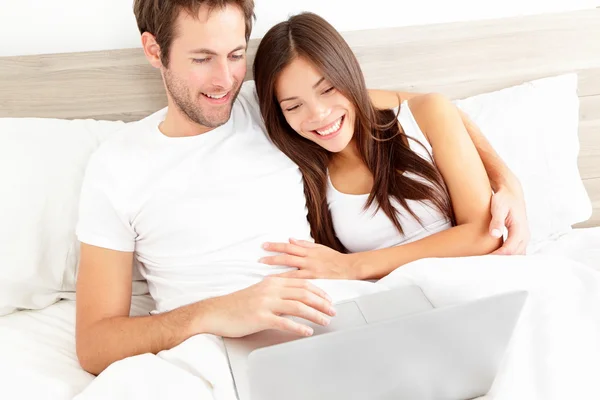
[260,239,359,280]
[489,181,531,255]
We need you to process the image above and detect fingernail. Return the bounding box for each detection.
[329,307,337,316]
[491,229,502,238]
[262,243,270,249]
[258,257,265,263]
[322,316,331,326]
[304,327,314,336]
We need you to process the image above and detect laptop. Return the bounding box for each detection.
[224,285,527,400]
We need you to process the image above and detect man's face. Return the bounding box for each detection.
[162,5,247,128]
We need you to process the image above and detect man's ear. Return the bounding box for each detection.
[141,32,163,69]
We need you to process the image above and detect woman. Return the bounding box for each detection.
[253,12,501,280]
[250,15,600,400]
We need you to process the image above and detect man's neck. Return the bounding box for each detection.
[158,103,214,138]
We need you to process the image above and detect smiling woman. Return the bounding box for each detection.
[253,12,486,272]
[276,58,356,152]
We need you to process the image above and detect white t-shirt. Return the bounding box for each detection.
[328,101,452,253]
[76,81,311,313]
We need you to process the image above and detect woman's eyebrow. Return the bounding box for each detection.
[312,77,325,89]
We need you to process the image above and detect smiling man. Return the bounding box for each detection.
[156,6,248,132]
[74,0,529,397]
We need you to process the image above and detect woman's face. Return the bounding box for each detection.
[275,57,356,153]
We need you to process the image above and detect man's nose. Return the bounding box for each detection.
[211,59,234,89]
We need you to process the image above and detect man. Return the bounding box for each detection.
[76,0,529,384]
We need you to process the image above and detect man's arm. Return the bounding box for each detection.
[76,244,203,375]
[76,244,335,376]
[368,89,530,254]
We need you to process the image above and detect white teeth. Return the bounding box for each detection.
[203,92,227,99]
[316,117,343,136]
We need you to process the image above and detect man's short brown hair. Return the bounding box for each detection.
[133,0,255,67]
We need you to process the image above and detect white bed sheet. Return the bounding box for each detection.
[531,227,600,271]
[0,228,598,400]
[0,295,155,400]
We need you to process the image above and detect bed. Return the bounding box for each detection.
[0,8,599,400]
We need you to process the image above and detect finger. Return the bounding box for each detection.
[489,222,506,239]
[491,235,520,255]
[504,224,525,254]
[275,300,332,327]
[268,315,314,337]
[259,254,308,268]
[281,288,336,317]
[517,229,531,254]
[273,270,315,279]
[489,196,508,238]
[289,238,318,248]
[277,277,333,304]
[516,240,527,255]
[262,242,308,257]
[490,247,508,256]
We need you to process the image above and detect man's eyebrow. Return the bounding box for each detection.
[189,45,247,55]
[230,45,247,53]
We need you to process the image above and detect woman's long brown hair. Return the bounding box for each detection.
[253,12,454,253]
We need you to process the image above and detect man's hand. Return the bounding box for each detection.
[259,239,358,280]
[489,183,531,255]
[75,244,335,375]
[199,276,337,338]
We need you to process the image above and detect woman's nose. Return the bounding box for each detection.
[309,104,331,123]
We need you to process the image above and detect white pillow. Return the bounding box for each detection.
[454,73,591,248]
[0,118,138,315]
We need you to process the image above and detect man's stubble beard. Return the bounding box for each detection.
[163,68,242,129]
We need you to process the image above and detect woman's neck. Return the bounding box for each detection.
[331,139,363,171]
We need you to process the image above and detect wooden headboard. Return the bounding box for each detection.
[1,9,599,227]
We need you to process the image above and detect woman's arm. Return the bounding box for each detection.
[349,93,502,280]
[368,89,516,192]
[369,89,530,254]
[260,93,502,281]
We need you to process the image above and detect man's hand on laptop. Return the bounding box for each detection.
[198,277,336,338]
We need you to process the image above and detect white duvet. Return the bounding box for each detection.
[66,254,600,400]
[0,295,156,400]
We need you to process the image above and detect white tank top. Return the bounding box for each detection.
[327,101,452,253]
